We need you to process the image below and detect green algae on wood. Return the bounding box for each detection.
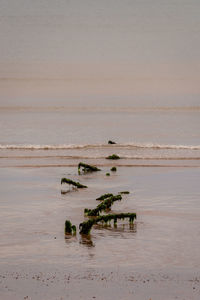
[71,225,76,233]
[78,162,101,174]
[61,178,87,188]
[106,173,110,176]
[85,195,122,216]
[110,166,117,172]
[96,193,113,201]
[79,213,137,235]
[106,154,120,160]
[65,220,77,235]
[79,219,96,235]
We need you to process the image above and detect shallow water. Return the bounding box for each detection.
[0,165,199,270]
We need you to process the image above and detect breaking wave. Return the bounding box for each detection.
[0,143,200,150]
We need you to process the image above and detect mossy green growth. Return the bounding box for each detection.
[79,219,96,235]
[119,191,130,194]
[106,154,120,160]
[79,213,137,235]
[71,225,76,233]
[85,195,122,216]
[108,140,116,144]
[65,220,77,234]
[78,162,101,174]
[106,173,110,176]
[61,178,87,188]
[96,193,113,201]
[110,166,117,172]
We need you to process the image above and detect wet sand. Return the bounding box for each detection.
[0,165,200,299]
[0,265,200,300]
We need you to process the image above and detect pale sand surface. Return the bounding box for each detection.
[0,265,200,300]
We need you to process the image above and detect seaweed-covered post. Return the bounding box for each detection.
[129,214,135,224]
[78,162,101,174]
[61,178,88,189]
[65,220,77,235]
[79,219,96,235]
[84,195,122,216]
[79,213,137,235]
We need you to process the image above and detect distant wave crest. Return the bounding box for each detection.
[0,143,200,150]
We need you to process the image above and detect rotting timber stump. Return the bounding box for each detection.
[84,195,122,216]
[78,162,101,174]
[65,220,77,234]
[79,213,137,235]
[61,178,87,188]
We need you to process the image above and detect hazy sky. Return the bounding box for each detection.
[0,0,200,104]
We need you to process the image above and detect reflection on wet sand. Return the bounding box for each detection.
[79,234,95,248]
[94,222,137,234]
[61,190,70,195]
[64,234,77,244]
[61,186,79,194]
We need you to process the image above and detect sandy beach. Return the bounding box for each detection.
[1,264,200,300]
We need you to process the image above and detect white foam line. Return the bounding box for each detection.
[0,143,200,150]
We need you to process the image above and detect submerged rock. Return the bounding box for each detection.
[106,154,120,160]
[108,140,116,144]
[110,166,117,172]
[119,191,130,194]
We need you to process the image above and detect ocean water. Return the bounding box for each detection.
[0,104,200,168]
